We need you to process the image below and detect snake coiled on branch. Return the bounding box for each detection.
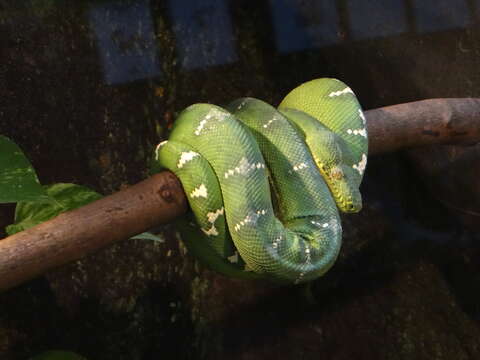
[152,78,367,284]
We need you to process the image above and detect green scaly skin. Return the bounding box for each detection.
[153,78,367,284]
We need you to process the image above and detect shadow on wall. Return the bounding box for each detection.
[86,0,476,85]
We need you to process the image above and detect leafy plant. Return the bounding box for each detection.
[0,135,162,242]
[0,135,49,203]
[6,183,102,235]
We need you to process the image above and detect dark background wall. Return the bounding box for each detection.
[1,1,480,359]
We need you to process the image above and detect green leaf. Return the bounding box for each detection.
[131,231,165,242]
[29,350,87,360]
[6,183,102,235]
[0,135,49,203]
[6,183,165,244]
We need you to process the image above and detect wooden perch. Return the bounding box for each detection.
[0,172,188,291]
[368,98,480,154]
[0,98,479,291]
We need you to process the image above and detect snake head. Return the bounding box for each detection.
[322,165,362,213]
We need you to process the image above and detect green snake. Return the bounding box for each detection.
[153,78,367,284]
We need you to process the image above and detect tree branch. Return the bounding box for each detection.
[367,98,480,154]
[0,172,187,290]
[1,98,479,291]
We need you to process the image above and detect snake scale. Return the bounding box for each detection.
[153,78,367,284]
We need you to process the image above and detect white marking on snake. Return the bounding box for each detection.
[201,225,218,236]
[305,245,311,263]
[224,157,265,179]
[206,207,224,223]
[311,220,330,228]
[227,251,239,263]
[155,141,168,160]
[359,109,366,125]
[234,209,267,232]
[195,119,208,136]
[352,153,367,175]
[263,115,279,128]
[328,87,354,97]
[346,128,367,138]
[190,184,208,199]
[272,236,282,250]
[236,100,247,110]
[294,244,312,284]
[177,151,199,168]
[194,108,228,135]
[209,108,228,119]
[328,217,341,233]
[292,162,308,172]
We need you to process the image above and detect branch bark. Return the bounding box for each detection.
[1,98,479,291]
[367,98,480,154]
[0,172,187,291]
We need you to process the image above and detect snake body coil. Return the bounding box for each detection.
[153,78,367,284]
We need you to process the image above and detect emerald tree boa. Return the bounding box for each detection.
[152,78,367,284]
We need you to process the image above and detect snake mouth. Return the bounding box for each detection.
[339,195,362,213]
[318,164,362,213]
